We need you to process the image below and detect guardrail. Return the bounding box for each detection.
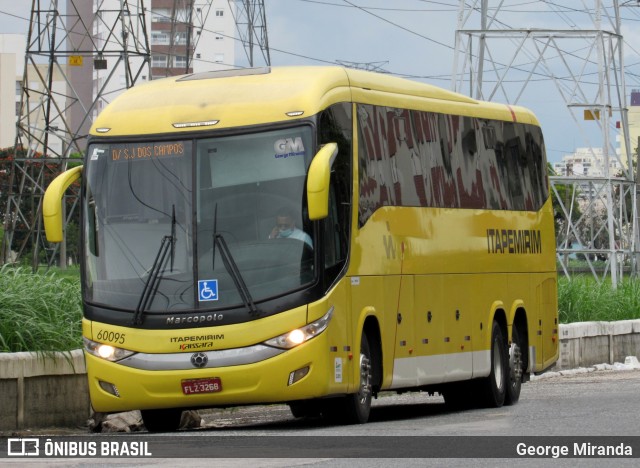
[1,320,639,431]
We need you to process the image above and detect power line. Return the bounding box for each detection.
[340,0,455,51]
[296,0,458,11]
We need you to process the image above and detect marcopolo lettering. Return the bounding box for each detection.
[486,228,542,254]
[166,313,224,325]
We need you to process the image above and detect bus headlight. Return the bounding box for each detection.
[263,307,333,350]
[83,337,135,362]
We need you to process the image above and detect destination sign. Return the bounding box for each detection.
[110,141,187,162]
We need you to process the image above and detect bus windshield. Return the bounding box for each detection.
[83,126,316,315]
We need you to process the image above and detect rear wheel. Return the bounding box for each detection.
[323,334,373,424]
[140,408,183,433]
[477,320,507,408]
[505,325,524,405]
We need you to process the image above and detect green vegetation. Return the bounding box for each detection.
[558,275,640,323]
[0,265,82,352]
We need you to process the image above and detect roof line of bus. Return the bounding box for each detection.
[341,67,479,106]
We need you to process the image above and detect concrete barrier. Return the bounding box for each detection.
[555,319,640,370]
[0,349,89,431]
[1,319,639,431]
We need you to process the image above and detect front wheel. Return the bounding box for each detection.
[477,320,507,408]
[323,334,373,424]
[140,408,183,433]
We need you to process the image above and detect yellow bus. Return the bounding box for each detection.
[43,66,558,432]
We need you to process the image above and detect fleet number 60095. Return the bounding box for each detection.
[96,330,126,345]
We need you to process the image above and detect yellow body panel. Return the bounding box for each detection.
[345,199,557,378]
[90,66,538,136]
[92,67,352,135]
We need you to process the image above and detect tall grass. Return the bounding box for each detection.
[0,265,82,352]
[558,275,640,323]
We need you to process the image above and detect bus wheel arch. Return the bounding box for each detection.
[321,315,381,424]
[362,316,383,395]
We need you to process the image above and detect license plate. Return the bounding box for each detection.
[181,377,222,395]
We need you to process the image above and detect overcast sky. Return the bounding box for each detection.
[3,0,640,164]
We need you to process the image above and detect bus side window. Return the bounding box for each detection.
[318,103,352,283]
[324,185,341,268]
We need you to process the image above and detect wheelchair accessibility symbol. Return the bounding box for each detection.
[198,280,219,302]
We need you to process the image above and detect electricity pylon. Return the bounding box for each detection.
[452,0,635,286]
[1,0,151,269]
[230,0,270,67]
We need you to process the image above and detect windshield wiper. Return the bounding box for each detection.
[214,234,259,316]
[132,206,176,325]
[212,203,259,316]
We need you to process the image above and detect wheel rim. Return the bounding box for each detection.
[509,341,523,385]
[492,337,504,391]
[357,351,372,405]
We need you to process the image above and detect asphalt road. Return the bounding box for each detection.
[5,368,640,467]
[193,368,640,436]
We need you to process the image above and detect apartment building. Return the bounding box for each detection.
[619,89,640,163]
[552,147,623,178]
[150,0,236,78]
[0,35,24,149]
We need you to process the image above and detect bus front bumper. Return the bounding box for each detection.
[85,333,337,413]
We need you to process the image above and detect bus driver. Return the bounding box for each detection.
[268,208,313,248]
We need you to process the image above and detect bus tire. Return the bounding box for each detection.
[477,320,507,408]
[140,408,183,433]
[505,325,523,405]
[323,333,373,424]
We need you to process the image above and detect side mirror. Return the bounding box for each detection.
[306,143,338,220]
[43,165,83,242]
